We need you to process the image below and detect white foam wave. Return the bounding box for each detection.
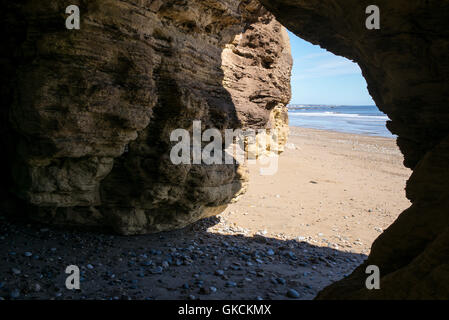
[289,112,389,120]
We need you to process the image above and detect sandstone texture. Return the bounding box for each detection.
[0,0,291,234]
[260,0,449,299]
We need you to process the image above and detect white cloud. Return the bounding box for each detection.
[298,52,332,60]
[293,54,361,80]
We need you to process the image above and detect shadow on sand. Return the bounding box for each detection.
[0,215,366,300]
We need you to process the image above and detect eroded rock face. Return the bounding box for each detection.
[260,0,449,299]
[0,1,291,234]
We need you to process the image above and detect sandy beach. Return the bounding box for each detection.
[213,126,412,255]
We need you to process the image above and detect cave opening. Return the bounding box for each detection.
[229,0,449,297]
[207,29,413,295]
[215,28,411,248]
[192,11,395,300]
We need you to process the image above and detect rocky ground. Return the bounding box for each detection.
[0,214,365,300]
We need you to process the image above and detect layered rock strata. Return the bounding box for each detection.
[0,0,292,234]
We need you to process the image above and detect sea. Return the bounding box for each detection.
[288,105,395,138]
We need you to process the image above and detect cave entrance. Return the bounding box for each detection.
[207,30,412,290]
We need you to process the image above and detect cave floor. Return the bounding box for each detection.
[0,215,365,300]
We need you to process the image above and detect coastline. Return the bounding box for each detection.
[287,105,394,138]
[288,125,396,140]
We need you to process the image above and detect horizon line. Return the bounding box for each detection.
[287,103,377,107]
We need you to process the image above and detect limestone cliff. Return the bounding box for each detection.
[0,0,292,234]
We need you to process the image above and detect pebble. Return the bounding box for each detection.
[11,268,21,275]
[87,264,94,270]
[142,260,153,266]
[287,289,300,299]
[277,278,286,285]
[195,280,204,288]
[285,251,297,260]
[215,269,225,276]
[151,266,163,274]
[24,252,32,257]
[10,289,20,299]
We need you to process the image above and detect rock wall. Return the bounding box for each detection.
[260,0,449,299]
[0,0,292,234]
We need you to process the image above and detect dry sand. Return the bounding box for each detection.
[213,126,412,255]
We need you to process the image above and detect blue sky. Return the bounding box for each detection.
[288,31,375,106]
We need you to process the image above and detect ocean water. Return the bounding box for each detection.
[288,105,395,138]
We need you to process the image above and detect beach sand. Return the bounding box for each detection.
[212,126,412,255]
